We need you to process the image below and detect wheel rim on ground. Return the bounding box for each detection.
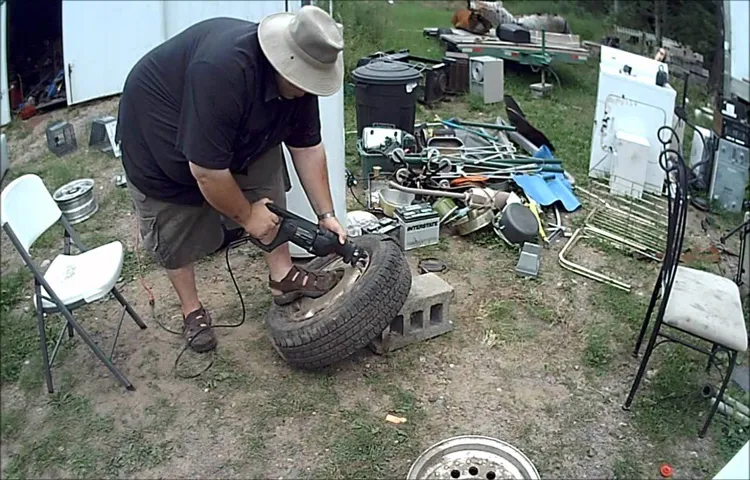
[407,435,540,480]
[288,254,371,321]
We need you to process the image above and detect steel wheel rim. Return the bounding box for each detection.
[407,435,540,480]
[53,178,98,224]
[288,254,370,321]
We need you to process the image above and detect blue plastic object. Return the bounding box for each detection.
[533,145,555,160]
[511,172,581,212]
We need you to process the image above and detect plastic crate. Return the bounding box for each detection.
[46,121,77,157]
[357,139,396,180]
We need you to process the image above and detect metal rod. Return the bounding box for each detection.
[590,179,668,208]
[577,187,669,224]
[587,218,665,245]
[49,318,69,366]
[109,306,128,360]
[447,119,517,131]
[590,210,667,239]
[587,210,667,248]
[585,207,666,240]
[558,228,632,291]
[387,181,466,199]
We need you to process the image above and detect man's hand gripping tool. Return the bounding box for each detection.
[248,203,367,266]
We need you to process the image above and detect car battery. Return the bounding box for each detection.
[395,203,440,251]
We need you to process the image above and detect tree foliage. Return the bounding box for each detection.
[587,0,720,67]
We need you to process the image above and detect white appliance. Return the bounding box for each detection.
[0,2,9,127]
[600,45,669,82]
[1,133,8,180]
[588,63,677,195]
[283,88,347,259]
[610,130,650,199]
[689,125,712,176]
[713,441,749,480]
[469,56,504,104]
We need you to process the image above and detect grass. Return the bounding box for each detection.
[588,281,748,462]
[3,391,180,478]
[481,299,537,345]
[0,269,36,384]
[314,386,424,479]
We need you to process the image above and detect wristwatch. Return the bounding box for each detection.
[317,211,335,220]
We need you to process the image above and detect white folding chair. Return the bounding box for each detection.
[1,174,147,392]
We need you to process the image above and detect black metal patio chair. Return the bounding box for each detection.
[622,126,748,437]
[1,174,148,392]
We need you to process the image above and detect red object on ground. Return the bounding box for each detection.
[18,105,37,120]
[660,463,674,478]
[9,83,23,110]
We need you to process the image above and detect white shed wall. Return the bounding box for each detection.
[62,1,165,106]
[1,1,11,127]
[163,1,289,39]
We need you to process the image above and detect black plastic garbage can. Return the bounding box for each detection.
[352,61,422,137]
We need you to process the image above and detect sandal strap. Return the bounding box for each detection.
[269,265,341,293]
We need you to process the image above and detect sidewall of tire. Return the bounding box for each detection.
[265,234,412,369]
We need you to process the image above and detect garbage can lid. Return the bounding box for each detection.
[352,60,422,85]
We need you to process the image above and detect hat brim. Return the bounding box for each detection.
[258,12,343,97]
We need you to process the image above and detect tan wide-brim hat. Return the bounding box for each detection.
[258,5,344,97]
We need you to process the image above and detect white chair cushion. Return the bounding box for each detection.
[35,241,124,310]
[663,266,748,352]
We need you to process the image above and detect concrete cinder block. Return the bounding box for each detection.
[370,272,454,354]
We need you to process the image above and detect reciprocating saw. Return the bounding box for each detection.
[247,203,367,266]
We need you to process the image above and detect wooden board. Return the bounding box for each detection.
[529,31,581,48]
[441,34,589,55]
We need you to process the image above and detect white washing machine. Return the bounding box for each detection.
[283,87,348,258]
[599,45,669,81]
[588,63,676,195]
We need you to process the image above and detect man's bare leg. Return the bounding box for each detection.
[266,243,294,296]
[166,264,203,316]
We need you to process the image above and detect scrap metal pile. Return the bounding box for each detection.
[347,95,581,278]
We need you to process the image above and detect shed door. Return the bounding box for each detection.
[164,1,289,39]
[1,0,10,126]
[62,0,165,105]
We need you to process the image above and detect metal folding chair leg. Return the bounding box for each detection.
[633,277,661,357]
[56,305,136,390]
[35,287,55,394]
[706,344,719,373]
[111,286,147,330]
[623,314,662,411]
[700,350,739,438]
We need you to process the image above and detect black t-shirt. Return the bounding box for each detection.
[115,17,322,205]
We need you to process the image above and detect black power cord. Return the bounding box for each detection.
[146,236,252,379]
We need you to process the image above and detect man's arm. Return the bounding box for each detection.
[177,62,279,240]
[288,142,334,217]
[188,163,254,227]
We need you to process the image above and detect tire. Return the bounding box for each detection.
[265,234,412,370]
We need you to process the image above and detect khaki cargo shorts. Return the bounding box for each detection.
[128,145,290,270]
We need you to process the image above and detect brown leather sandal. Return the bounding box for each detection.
[270,265,345,306]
